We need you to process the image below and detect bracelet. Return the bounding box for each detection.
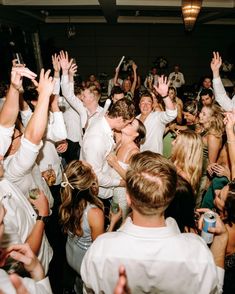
[227,140,235,144]
[161,95,168,99]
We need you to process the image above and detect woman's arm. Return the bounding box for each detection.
[207,134,222,164]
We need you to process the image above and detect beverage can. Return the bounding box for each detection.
[201,211,216,244]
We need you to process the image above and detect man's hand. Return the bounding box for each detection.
[56,140,68,153]
[153,75,169,97]
[32,69,55,98]
[210,51,222,78]
[5,243,45,281]
[11,66,37,91]
[69,63,78,77]
[59,50,73,75]
[52,53,61,77]
[29,190,49,217]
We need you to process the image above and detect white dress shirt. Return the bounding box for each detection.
[0,125,14,157]
[137,108,177,154]
[168,71,185,88]
[3,137,54,208]
[60,75,103,130]
[0,178,53,274]
[60,75,84,143]
[81,217,224,294]
[21,108,67,186]
[0,269,52,294]
[213,77,235,111]
[80,116,120,199]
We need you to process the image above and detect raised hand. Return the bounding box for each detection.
[69,63,78,77]
[210,51,222,78]
[59,50,73,74]
[224,110,235,131]
[32,69,55,97]
[132,62,137,72]
[52,53,61,76]
[11,66,37,91]
[154,75,169,97]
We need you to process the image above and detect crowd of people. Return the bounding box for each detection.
[0,50,235,294]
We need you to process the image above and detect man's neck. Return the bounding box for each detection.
[132,209,166,228]
[86,102,98,115]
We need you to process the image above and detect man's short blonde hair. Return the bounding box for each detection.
[126,151,177,216]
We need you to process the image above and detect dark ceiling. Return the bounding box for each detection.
[0,0,235,28]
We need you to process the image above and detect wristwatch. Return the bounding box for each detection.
[36,215,49,224]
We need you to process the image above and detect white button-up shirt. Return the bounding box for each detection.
[0,178,53,274]
[81,217,224,294]
[0,125,14,157]
[213,77,235,111]
[137,108,177,154]
[80,116,120,199]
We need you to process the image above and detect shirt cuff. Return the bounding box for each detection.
[61,74,69,84]
[36,277,52,291]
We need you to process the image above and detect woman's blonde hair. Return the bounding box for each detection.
[59,160,103,235]
[171,130,203,192]
[203,104,224,137]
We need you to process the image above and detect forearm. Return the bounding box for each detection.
[130,71,137,95]
[210,234,227,269]
[0,85,19,127]
[213,77,233,111]
[163,96,175,111]
[26,221,45,256]
[24,95,50,145]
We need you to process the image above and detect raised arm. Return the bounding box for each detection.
[211,51,234,111]
[0,66,36,128]
[113,66,120,86]
[130,63,137,96]
[25,69,55,145]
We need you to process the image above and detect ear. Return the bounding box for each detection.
[126,192,132,207]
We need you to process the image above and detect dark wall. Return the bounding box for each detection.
[39,23,235,85]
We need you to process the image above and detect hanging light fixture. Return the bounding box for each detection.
[182,0,203,31]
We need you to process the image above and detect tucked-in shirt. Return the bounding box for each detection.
[0,269,52,294]
[81,217,224,294]
[0,178,53,274]
[80,116,120,199]
[137,108,177,154]
[213,77,235,111]
[0,125,14,157]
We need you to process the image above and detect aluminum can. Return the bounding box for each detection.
[201,211,216,244]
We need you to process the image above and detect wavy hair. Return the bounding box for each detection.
[171,130,203,192]
[59,160,103,235]
[202,104,224,137]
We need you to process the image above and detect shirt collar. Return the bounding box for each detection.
[119,217,181,239]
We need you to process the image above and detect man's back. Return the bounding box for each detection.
[81,217,221,294]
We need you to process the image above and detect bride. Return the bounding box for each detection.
[107,118,146,219]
